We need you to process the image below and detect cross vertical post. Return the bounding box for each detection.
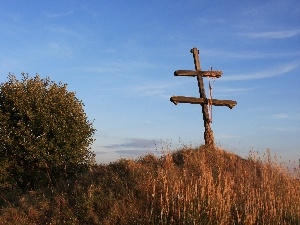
[170,47,237,147]
[191,48,214,146]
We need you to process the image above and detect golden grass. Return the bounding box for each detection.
[0,145,299,224]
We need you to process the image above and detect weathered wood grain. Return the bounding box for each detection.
[174,70,222,78]
[170,96,237,109]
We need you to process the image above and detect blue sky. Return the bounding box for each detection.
[0,1,299,164]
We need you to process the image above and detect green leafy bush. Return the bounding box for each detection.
[0,73,95,191]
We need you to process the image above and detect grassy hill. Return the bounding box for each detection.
[0,145,299,224]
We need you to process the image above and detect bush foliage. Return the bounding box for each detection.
[0,73,95,191]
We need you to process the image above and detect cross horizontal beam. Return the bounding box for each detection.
[170,96,237,109]
[174,70,223,78]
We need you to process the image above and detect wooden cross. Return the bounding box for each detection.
[170,47,237,147]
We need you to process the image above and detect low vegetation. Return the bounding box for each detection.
[0,145,299,224]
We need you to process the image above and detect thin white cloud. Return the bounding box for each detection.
[197,17,225,25]
[103,138,157,149]
[217,87,256,93]
[239,1,299,31]
[244,29,300,39]
[274,126,298,132]
[114,150,150,155]
[259,125,299,132]
[204,49,300,59]
[76,65,122,74]
[44,9,79,18]
[0,58,29,75]
[46,27,82,39]
[222,61,299,81]
[274,128,286,131]
[259,112,300,120]
[216,134,240,139]
[47,42,73,59]
[130,79,191,98]
[75,59,157,75]
[133,83,169,97]
[212,87,256,98]
[271,113,288,119]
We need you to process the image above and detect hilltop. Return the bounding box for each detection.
[0,145,299,224]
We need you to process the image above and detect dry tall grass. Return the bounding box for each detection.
[0,145,299,224]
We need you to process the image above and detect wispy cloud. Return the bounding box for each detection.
[44,9,79,18]
[204,49,300,59]
[272,113,289,119]
[259,113,300,120]
[129,78,197,99]
[216,134,240,139]
[197,17,225,25]
[133,82,171,97]
[239,1,300,32]
[46,42,73,59]
[217,87,256,93]
[114,150,150,155]
[212,87,256,98]
[260,126,291,132]
[222,61,299,81]
[46,26,82,39]
[243,29,300,39]
[0,58,31,75]
[274,127,286,131]
[75,59,157,75]
[76,64,123,74]
[103,138,157,149]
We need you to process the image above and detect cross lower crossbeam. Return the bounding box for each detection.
[170,96,237,109]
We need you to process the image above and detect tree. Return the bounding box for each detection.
[0,73,95,191]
